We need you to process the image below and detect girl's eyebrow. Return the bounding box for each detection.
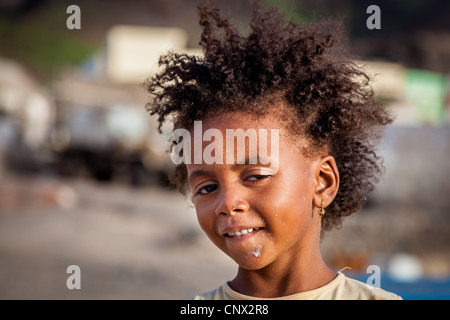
[234,156,273,168]
[188,156,276,182]
[187,169,212,183]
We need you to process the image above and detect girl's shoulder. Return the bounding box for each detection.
[335,272,402,300]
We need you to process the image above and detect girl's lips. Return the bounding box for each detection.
[224,227,262,237]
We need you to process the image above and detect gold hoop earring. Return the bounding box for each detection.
[319,199,325,217]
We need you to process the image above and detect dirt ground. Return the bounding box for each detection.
[1,172,449,299]
[0,173,237,299]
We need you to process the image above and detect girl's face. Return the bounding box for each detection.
[186,112,326,271]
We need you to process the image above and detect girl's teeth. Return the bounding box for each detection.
[227,228,259,237]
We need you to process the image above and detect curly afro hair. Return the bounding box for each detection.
[144,1,393,232]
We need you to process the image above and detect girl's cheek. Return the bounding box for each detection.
[196,209,211,229]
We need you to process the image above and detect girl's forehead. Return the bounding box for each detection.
[197,111,308,150]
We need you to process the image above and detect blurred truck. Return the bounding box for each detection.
[51,77,173,186]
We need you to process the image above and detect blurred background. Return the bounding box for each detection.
[0,0,449,299]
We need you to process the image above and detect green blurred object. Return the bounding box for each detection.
[0,3,98,81]
[405,69,447,125]
[263,0,312,23]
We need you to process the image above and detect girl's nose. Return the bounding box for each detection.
[214,187,249,216]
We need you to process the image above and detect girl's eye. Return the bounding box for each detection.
[196,184,218,195]
[246,175,270,181]
[194,175,270,196]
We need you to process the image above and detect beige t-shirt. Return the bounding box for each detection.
[193,272,402,300]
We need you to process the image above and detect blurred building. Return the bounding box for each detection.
[0,57,55,175]
[355,60,450,210]
[361,60,448,126]
[49,25,201,185]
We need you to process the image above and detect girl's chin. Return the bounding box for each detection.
[227,245,272,271]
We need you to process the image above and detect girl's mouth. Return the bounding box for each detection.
[224,227,262,238]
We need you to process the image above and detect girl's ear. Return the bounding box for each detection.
[313,155,339,209]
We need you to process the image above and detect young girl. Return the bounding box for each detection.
[145,1,401,300]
